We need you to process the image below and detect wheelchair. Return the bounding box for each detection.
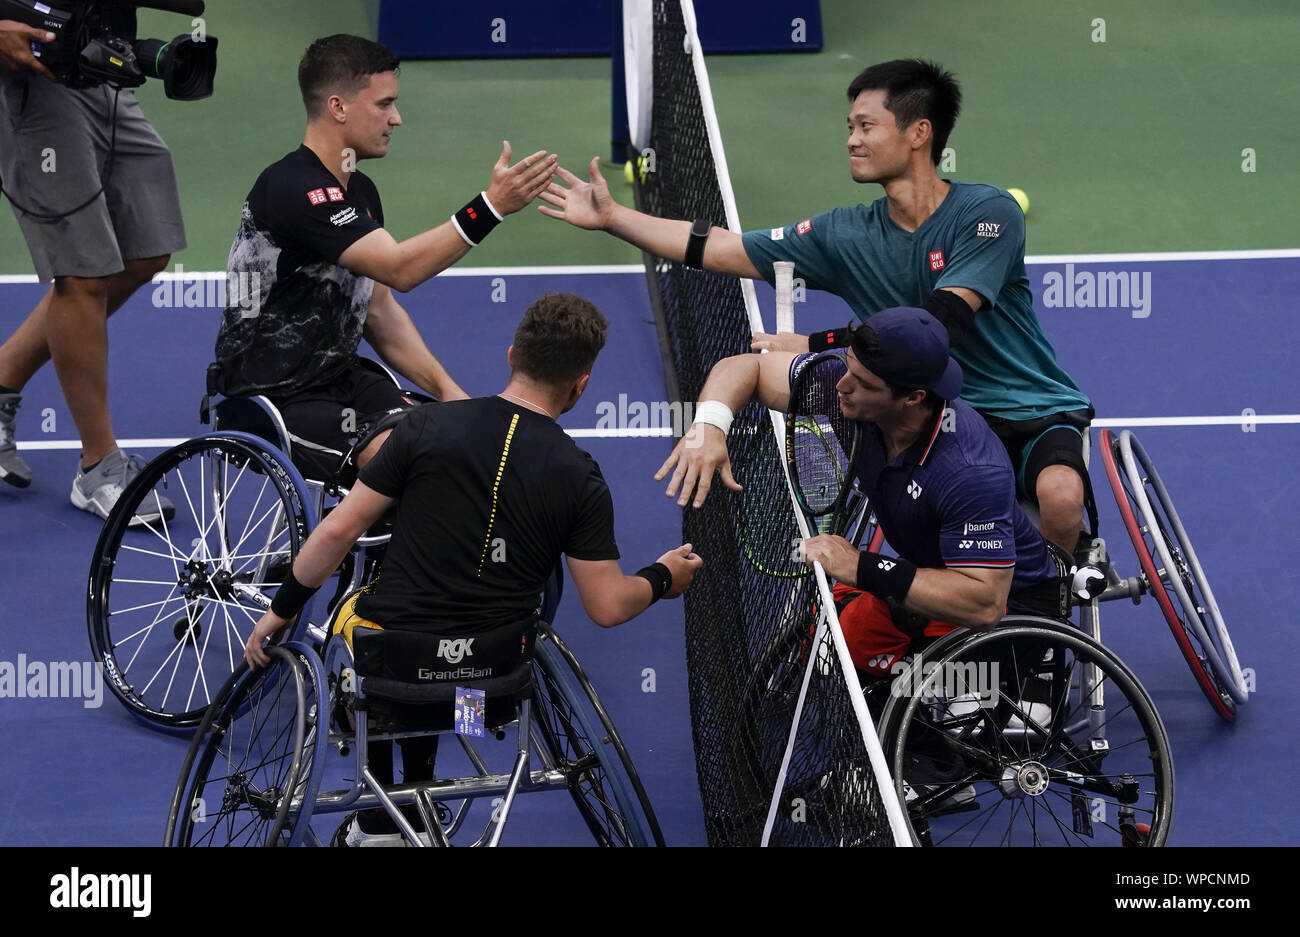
[752,426,1241,846]
[86,358,407,729]
[162,575,665,847]
[873,425,1253,845]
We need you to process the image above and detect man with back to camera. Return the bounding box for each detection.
[246,292,704,845]
[0,17,179,524]
[212,34,559,480]
[540,59,1096,558]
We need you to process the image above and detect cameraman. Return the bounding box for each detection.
[0,17,180,526]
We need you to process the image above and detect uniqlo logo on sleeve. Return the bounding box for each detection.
[307,188,327,205]
[796,219,812,235]
[929,250,945,271]
[326,187,344,202]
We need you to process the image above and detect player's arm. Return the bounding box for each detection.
[363,283,468,401]
[655,350,798,508]
[752,287,982,354]
[566,544,702,627]
[339,142,558,292]
[538,157,762,279]
[800,537,1011,628]
[245,482,395,667]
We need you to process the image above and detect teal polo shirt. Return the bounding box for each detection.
[742,181,1090,421]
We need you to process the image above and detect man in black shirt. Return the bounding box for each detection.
[244,293,702,844]
[212,35,558,479]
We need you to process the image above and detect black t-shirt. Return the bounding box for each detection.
[213,145,383,397]
[354,398,620,631]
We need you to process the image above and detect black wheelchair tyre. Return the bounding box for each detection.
[164,645,324,846]
[89,434,314,729]
[531,625,665,846]
[886,618,1174,847]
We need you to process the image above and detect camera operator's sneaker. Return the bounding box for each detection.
[71,449,175,526]
[0,393,32,488]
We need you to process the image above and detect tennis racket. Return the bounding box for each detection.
[785,351,862,537]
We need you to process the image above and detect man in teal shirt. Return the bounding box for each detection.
[540,59,1094,554]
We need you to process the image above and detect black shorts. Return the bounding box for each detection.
[984,408,1092,497]
[271,360,418,481]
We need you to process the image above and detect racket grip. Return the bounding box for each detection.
[774,261,795,334]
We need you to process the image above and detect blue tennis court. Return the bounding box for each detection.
[1,252,1295,845]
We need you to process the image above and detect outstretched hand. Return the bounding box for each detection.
[484,140,558,216]
[654,423,741,509]
[537,156,616,230]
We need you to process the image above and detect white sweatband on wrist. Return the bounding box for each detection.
[692,400,734,436]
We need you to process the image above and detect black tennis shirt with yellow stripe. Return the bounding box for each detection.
[354,398,619,631]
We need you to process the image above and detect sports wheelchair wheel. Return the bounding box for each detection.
[88,433,315,729]
[882,618,1174,847]
[530,624,665,846]
[165,643,327,846]
[1099,428,1245,721]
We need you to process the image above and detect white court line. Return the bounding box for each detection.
[13,414,1300,451]
[2,249,1298,283]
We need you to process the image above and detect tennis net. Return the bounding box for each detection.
[630,0,907,846]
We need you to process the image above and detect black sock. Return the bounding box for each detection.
[81,457,103,473]
[0,384,17,396]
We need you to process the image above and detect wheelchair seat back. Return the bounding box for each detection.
[349,619,536,731]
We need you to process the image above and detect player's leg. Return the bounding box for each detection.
[1022,424,1092,554]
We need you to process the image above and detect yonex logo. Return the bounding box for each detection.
[976,222,1001,238]
[907,481,923,499]
[436,638,474,664]
[959,540,973,549]
[878,559,896,571]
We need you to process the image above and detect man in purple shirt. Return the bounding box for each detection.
[657,306,1062,676]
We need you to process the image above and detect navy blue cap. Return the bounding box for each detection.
[850,306,963,400]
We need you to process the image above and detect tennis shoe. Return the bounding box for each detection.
[330,807,436,847]
[71,448,175,527]
[0,393,32,488]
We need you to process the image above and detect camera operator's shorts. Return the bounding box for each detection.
[0,75,186,281]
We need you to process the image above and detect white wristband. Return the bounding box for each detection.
[692,400,734,436]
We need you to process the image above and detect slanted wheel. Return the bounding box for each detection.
[884,618,1174,846]
[165,642,326,846]
[88,432,315,729]
[530,624,664,846]
[1099,428,1245,721]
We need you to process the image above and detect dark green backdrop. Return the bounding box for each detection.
[2,0,1295,273]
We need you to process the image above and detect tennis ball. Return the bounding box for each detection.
[1007,187,1030,215]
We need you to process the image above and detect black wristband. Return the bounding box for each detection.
[451,192,502,246]
[808,326,850,351]
[855,551,918,603]
[270,570,320,619]
[635,562,673,603]
[683,218,712,269]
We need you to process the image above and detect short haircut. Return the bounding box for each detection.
[512,292,610,386]
[848,321,941,410]
[846,59,962,165]
[298,35,400,120]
